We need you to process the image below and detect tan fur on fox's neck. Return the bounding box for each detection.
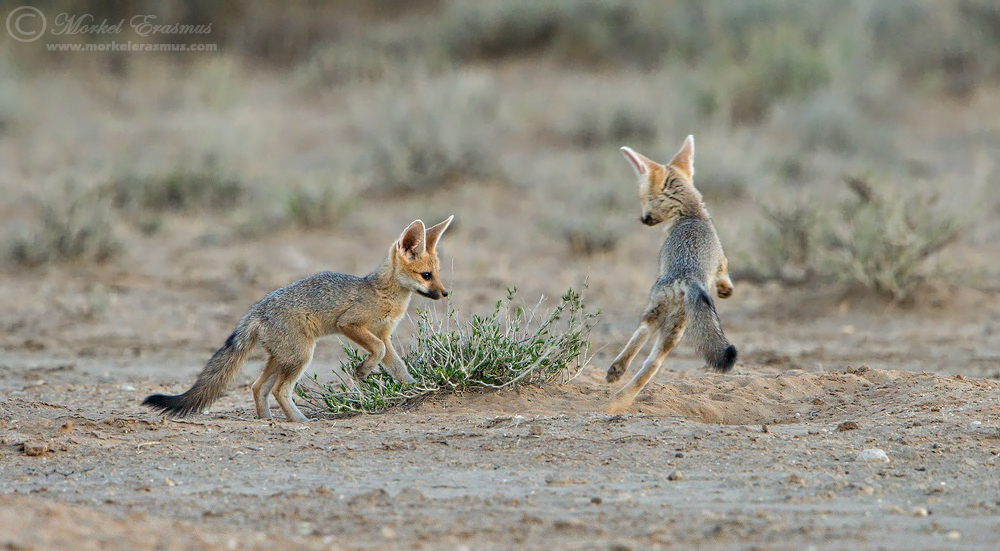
[374,254,412,298]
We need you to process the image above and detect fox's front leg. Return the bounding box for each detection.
[716,253,733,299]
[338,325,386,381]
[378,330,417,385]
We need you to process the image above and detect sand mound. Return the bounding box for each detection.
[431,368,996,426]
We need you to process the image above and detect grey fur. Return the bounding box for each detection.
[607,138,736,413]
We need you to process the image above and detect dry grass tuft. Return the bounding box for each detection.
[563,105,656,149]
[357,71,508,195]
[562,224,622,257]
[739,176,962,302]
[103,160,245,213]
[8,186,121,267]
[283,181,356,229]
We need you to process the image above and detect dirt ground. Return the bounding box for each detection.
[3,255,1000,550]
[3,15,1000,550]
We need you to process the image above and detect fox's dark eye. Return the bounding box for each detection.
[420,272,433,281]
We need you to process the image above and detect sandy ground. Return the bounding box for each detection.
[2,364,1000,551]
[3,271,1000,550]
[2,61,1000,549]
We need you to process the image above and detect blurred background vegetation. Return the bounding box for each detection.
[2,0,999,303]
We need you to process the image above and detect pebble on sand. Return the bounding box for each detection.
[856,448,890,463]
[836,421,859,432]
[667,470,683,481]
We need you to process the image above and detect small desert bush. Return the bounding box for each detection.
[192,56,246,109]
[725,24,833,125]
[825,177,961,301]
[358,71,507,195]
[283,181,355,229]
[735,195,825,284]
[9,186,120,267]
[692,142,759,201]
[868,0,1000,97]
[441,0,673,67]
[563,105,656,148]
[294,43,401,88]
[561,223,622,257]
[740,177,961,301]
[781,92,894,157]
[103,160,245,212]
[299,288,598,416]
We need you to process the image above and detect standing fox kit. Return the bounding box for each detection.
[606,136,736,414]
[143,216,454,422]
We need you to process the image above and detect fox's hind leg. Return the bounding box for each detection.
[606,322,650,383]
[607,308,685,415]
[271,343,315,422]
[252,356,281,419]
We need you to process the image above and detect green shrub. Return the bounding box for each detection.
[299,288,598,416]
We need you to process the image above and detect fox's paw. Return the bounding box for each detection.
[606,362,627,384]
[354,364,373,382]
[716,279,733,299]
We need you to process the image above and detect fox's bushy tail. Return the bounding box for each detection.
[143,315,260,416]
[684,280,736,372]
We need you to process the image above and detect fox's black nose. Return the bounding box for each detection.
[641,214,655,225]
[442,290,449,297]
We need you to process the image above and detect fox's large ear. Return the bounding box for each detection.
[397,219,426,260]
[424,215,454,252]
[620,146,657,178]
[668,135,695,178]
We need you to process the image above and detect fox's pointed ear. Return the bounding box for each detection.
[668,135,695,177]
[397,219,426,260]
[620,146,657,178]
[424,215,454,252]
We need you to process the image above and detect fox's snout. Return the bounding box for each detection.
[641,213,660,226]
[431,288,450,300]
[418,288,449,300]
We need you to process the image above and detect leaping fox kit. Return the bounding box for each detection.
[143,216,454,422]
[606,136,737,414]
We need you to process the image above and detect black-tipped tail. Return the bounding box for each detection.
[706,344,737,372]
[141,316,260,418]
[142,393,189,416]
[684,280,737,373]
